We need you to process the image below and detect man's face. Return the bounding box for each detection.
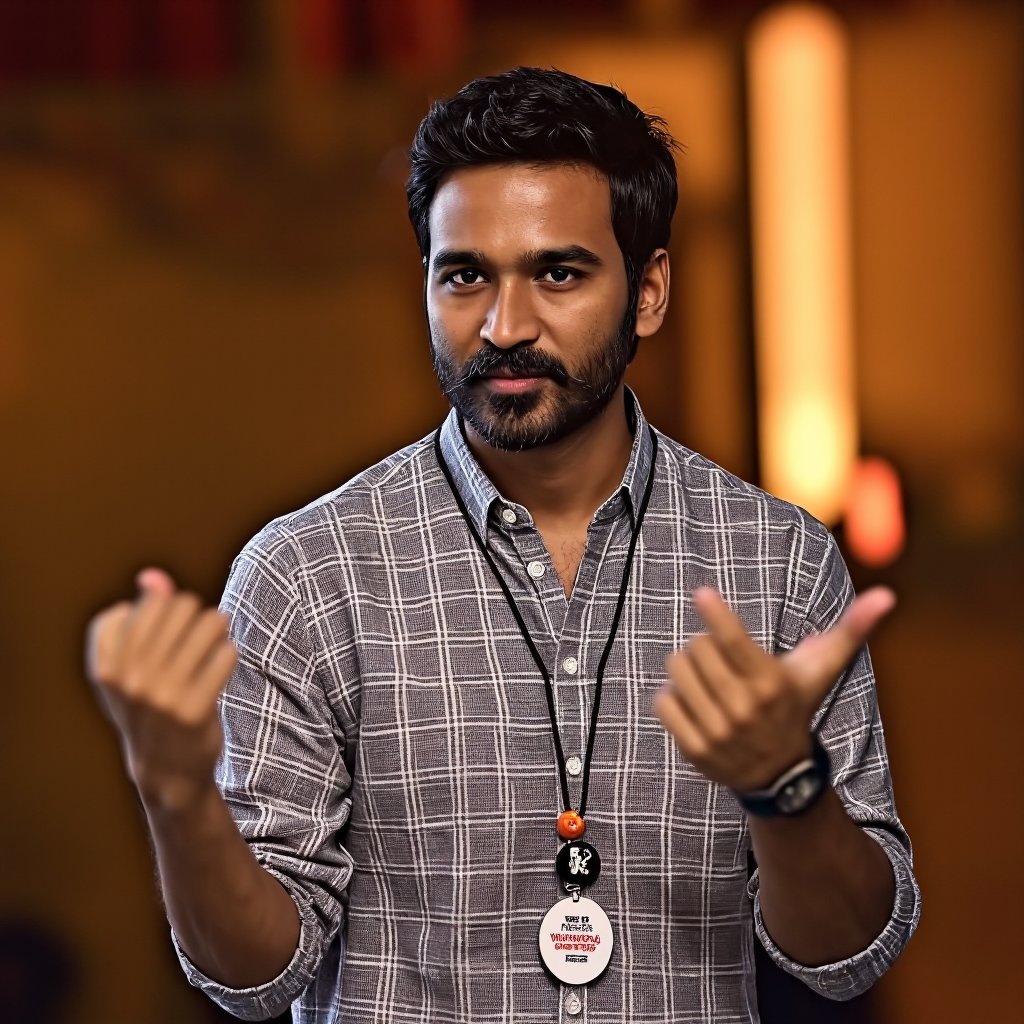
[426,163,634,452]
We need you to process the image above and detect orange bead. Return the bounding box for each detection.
[557,810,585,840]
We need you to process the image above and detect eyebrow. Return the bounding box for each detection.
[430,245,604,274]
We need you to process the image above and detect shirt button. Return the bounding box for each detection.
[566,755,583,777]
[564,990,582,1016]
[501,507,517,524]
[527,560,546,579]
[562,656,578,675]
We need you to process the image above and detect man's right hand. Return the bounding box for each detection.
[85,568,302,989]
[85,567,238,813]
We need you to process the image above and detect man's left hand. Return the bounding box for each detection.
[653,586,896,792]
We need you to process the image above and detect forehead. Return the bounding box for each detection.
[427,163,616,253]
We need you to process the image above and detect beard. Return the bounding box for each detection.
[430,309,637,452]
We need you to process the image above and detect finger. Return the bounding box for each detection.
[691,588,764,676]
[136,567,177,597]
[665,650,730,741]
[122,582,177,664]
[785,586,896,695]
[684,634,754,721]
[85,602,133,684]
[171,609,232,681]
[653,685,707,760]
[143,593,203,669]
[193,636,238,699]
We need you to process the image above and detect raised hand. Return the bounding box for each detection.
[85,568,238,812]
[653,586,895,792]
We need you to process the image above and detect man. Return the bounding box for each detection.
[86,68,920,1022]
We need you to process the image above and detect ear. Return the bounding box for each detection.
[634,249,670,339]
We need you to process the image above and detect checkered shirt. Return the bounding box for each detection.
[174,394,920,1023]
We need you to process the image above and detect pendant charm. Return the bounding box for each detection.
[538,894,614,985]
[556,840,601,887]
[557,809,585,839]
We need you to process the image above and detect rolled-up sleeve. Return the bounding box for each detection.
[172,524,355,1020]
[748,530,921,1000]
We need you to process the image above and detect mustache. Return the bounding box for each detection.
[457,345,571,388]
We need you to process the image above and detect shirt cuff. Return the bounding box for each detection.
[170,865,325,1021]
[747,825,921,1001]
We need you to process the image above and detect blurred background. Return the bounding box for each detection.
[1,1,1020,1021]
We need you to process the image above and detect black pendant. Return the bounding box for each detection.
[556,840,601,887]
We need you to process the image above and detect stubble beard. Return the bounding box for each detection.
[430,311,637,452]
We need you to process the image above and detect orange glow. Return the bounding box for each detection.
[845,457,906,567]
[747,4,856,523]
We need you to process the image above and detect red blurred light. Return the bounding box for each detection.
[845,456,906,567]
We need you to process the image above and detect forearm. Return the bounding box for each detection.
[749,787,895,966]
[144,782,301,989]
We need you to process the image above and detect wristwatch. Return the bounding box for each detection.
[733,736,831,818]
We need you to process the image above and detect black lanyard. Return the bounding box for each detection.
[433,424,659,818]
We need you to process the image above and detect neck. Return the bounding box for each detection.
[465,385,634,530]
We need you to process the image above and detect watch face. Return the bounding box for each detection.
[777,772,823,814]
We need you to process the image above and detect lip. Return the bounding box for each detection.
[479,375,546,393]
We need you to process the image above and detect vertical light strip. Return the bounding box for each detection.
[747,4,856,524]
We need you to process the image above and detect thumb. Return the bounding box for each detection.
[135,566,177,598]
[785,586,896,695]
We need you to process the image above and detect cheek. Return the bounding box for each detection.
[428,296,481,351]
[546,284,625,332]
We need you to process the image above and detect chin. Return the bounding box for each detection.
[476,410,591,453]
[455,379,624,452]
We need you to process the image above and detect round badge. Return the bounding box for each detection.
[556,840,601,887]
[538,895,614,985]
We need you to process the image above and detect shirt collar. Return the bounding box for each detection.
[436,387,655,539]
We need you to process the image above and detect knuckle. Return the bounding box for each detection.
[686,738,710,763]
[652,687,674,719]
[727,699,756,729]
[120,667,154,698]
[704,720,733,747]
[671,676,693,704]
[174,593,203,617]
[664,649,685,673]
[722,637,747,663]
[214,643,239,681]
[688,635,710,657]
[177,702,214,728]
[88,602,129,645]
[664,661,686,691]
[147,688,188,719]
[753,669,785,700]
[202,607,230,630]
[88,658,116,685]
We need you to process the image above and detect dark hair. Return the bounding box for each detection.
[407,66,679,314]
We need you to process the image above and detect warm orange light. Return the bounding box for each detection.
[845,456,906,567]
[747,4,856,524]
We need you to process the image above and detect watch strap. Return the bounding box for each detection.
[733,735,831,818]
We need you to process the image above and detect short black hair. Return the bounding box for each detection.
[407,66,679,313]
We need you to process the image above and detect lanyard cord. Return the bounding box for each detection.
[433,425,659,818]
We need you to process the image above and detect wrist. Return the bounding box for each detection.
[137,771,222,820]
[735,734,815,792]
[733,735,831,818]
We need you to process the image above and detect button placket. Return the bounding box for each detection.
[561,651,585,778]
[497,515,566,638]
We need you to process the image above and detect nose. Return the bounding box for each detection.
[480,279,540,349]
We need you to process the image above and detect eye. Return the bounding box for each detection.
[444,268,486,287]
[541,267,581,285]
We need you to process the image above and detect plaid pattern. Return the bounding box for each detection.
[175,395,920,1023]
